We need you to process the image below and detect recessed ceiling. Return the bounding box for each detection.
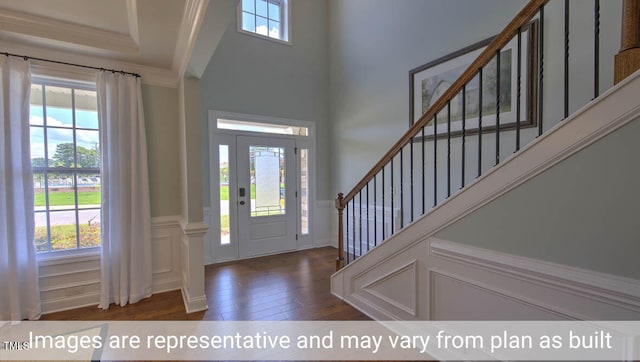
[0,0,208,86]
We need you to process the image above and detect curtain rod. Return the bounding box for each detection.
[1,51,141,78]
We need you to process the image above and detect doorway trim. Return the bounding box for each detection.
[207,110,316,264]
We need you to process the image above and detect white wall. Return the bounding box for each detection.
[200,0,330,202]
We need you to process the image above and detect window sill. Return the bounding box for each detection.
[37,248,100,267]
[238,29,291,46]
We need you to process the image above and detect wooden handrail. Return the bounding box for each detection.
[615,0,640,83]
[620,0,640,51]
[336,0,549,209]
[335,0,549,271]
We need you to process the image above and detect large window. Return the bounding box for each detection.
[30,79,101,254]
[239,0,290,43]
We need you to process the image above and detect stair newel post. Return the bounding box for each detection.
[615,0,640,83]
[335,193,345,271]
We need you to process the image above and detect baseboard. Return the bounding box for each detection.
[40,292,100,315]
[296,242,315,250]
[181,286,208,313]
[152,277,182,294]
[314,238,336,248]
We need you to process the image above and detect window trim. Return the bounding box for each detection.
[237,0,292,45]
[30,75,102,258]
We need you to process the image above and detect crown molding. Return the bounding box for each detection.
[172,0,209,80]
[0,8,139,54]
[126,0,140,47]
[0,41,178,88]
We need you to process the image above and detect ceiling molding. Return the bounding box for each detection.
[0,8,139,54]
[172,0,209,80]
[0,41,177,88]
[126,0,140,46]
[186,0,237,79]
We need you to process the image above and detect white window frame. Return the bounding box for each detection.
[30,67,101,261]
[237,0,291,45]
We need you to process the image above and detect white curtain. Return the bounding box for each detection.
[0,56,41,320]
[97,72,152,309]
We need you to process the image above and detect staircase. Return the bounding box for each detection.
[331,0,640,321]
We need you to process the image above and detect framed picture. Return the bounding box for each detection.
[409,20,538,139]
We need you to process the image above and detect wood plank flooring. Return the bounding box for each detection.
[42,247,369,321]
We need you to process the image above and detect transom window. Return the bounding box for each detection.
[30,79,101,254]
[218,118,308,136]
[239,0,290,43]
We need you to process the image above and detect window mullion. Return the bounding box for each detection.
[71,88,81,249]
[41,84,52,252]
[254,0,258,33]
[280,1,284,23]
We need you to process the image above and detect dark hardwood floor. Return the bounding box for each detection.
[42,247,369,321]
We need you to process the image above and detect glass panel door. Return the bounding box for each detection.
[250,146,286,217]
[237,136,296,258]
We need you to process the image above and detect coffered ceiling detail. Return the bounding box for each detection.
[0,0,209,86]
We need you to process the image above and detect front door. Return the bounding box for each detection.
[236,136,296,258]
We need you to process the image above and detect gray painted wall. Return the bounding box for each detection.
[437,117,640,280]
[327,0,630,277]
[143,84,181,217]
[328,0,621,197]
[330,0,525,195]
[200,0,330,205]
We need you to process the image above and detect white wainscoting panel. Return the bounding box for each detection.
[39,215,184,314]
[38,254,101,315]
[332,238,640,321]
[429,271,568,321]
[360,260,418,318]
[150,216,183,294]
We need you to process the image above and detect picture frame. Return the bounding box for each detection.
[409,20,538,140]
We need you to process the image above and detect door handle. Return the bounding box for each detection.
[239,187,246,197]
[239,201,245,205]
